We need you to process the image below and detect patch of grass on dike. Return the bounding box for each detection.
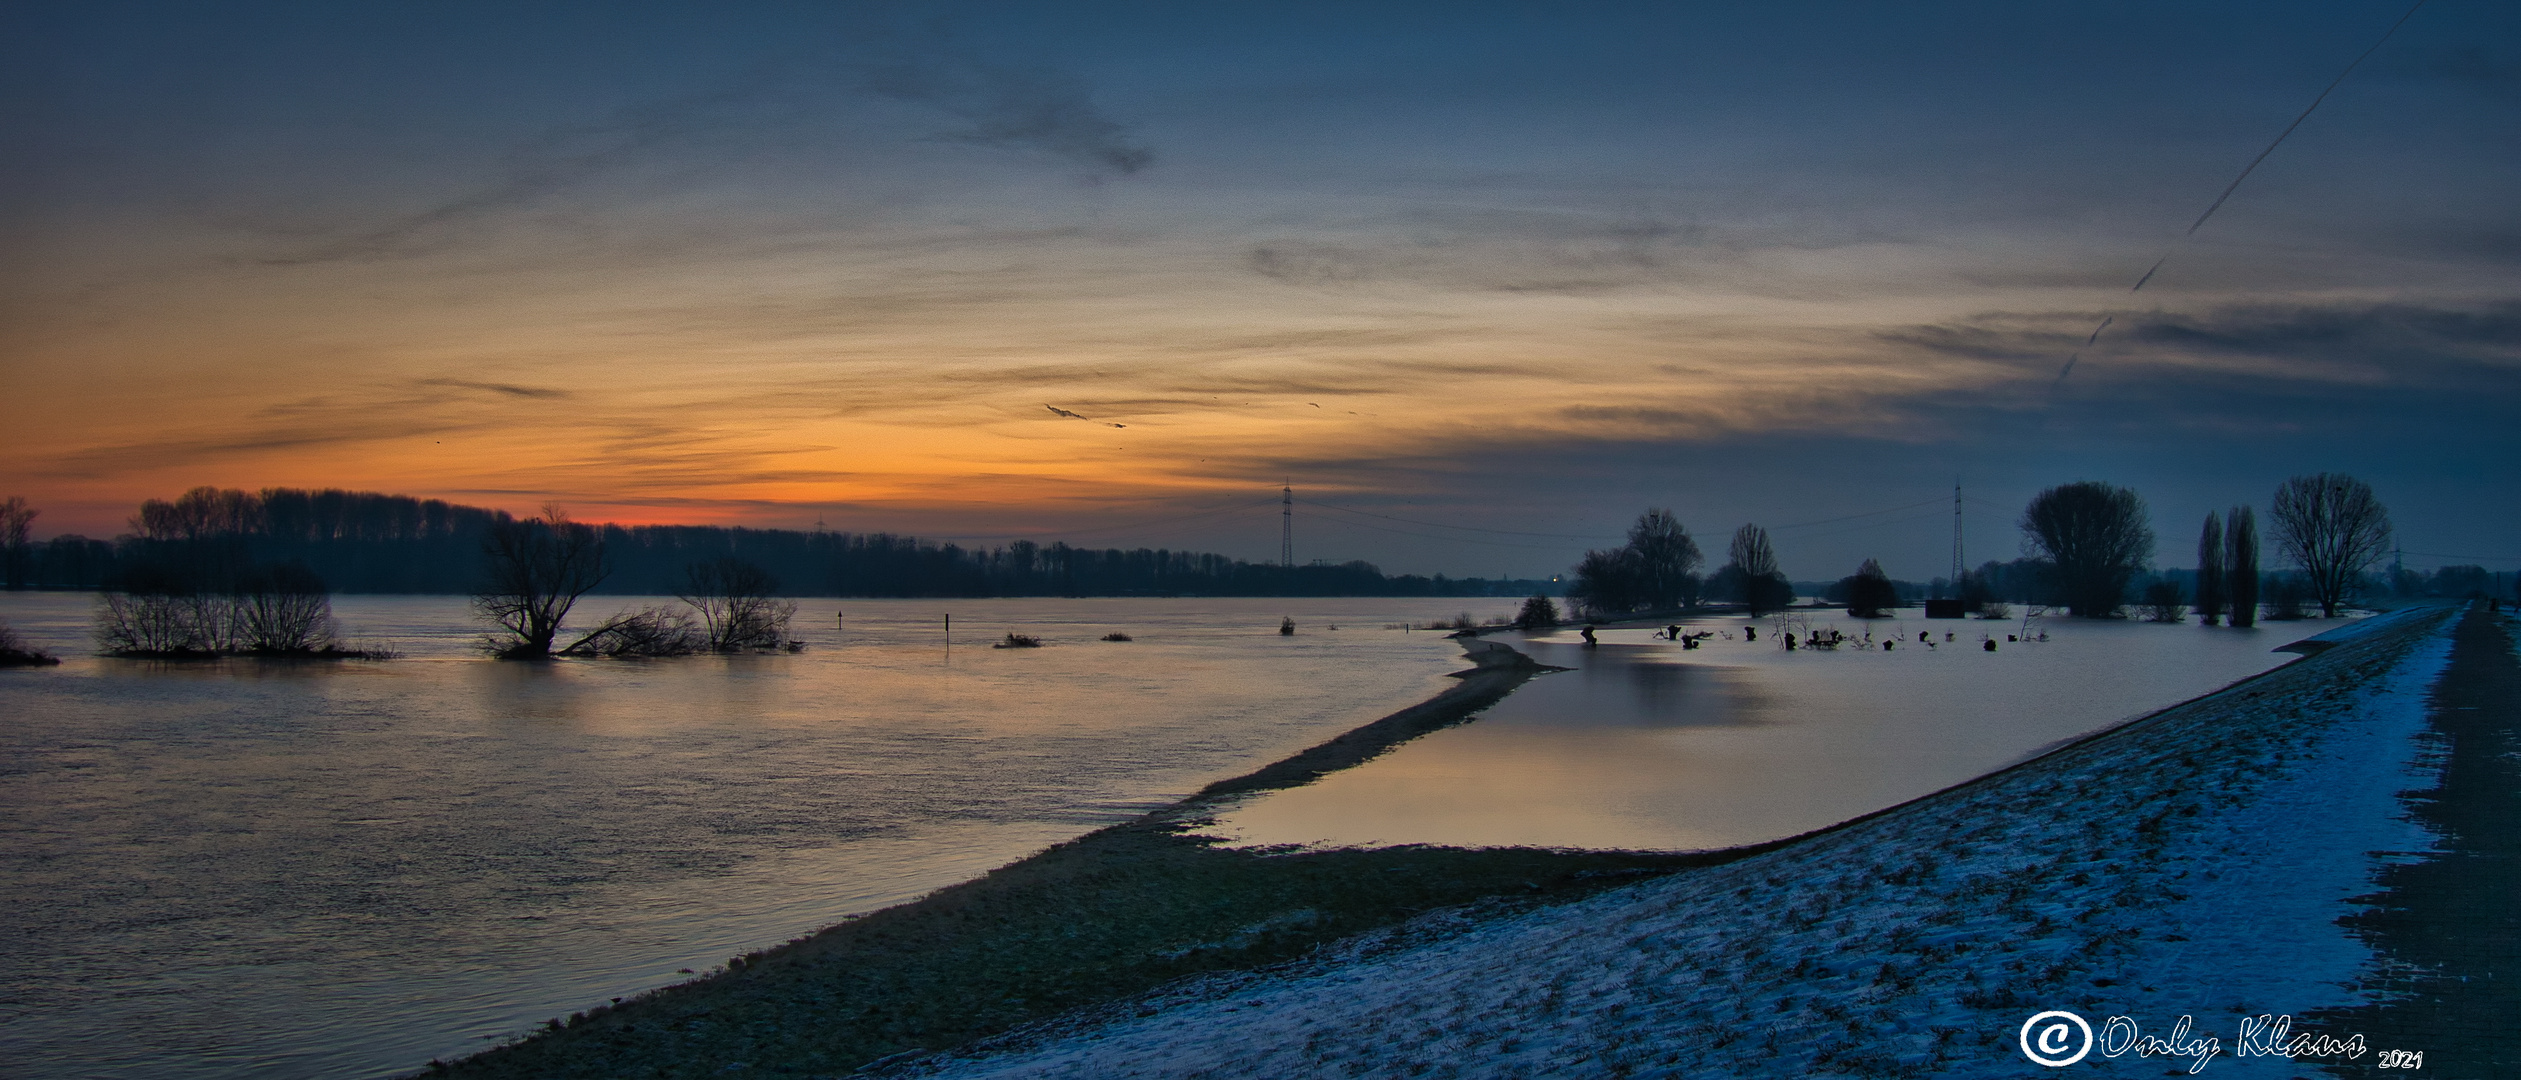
[430,662,1731,1079]
[433,826,1715,1079]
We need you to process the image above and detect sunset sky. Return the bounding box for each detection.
[5,1,2516,580]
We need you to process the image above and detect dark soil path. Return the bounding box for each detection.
[2317,604,2521,1077]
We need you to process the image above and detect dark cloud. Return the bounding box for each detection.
[42,378,579,478]
[1243,205,1889,296]
[44,417,486,479]
[414,378,571,400]
[1889,301,2521,377]
[2118,302,2521,367]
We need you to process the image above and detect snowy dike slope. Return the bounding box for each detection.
[903,607,2455,1079]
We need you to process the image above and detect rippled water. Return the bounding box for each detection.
[0,593,1504,1080]
[1215,613,2331,851]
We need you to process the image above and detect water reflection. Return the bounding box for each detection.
[1214,615,2325,852]
[0,592,1502,1080]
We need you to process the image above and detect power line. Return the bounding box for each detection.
[1299,499,1623,541]
[1782,508,1956,544]
[920,497,1279,543]
[2397,549,2521,565]
[1304,511,1597,551]
[1768,497,1949,531]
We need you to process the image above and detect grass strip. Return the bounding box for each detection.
[431,660,1723,1079]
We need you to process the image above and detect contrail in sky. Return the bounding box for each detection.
[2178,0,2430,240]
[2061,0,2427,381]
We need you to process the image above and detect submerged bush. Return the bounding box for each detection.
[2139,581,2186,623]
[996,633,1043,649]
[681,556,797,652]
[234,561,341,653]
[94,558,368,658]
[2263,576,2309,620]
[95,592,232,656]
[0,619,60,667]
[559,607,703,657]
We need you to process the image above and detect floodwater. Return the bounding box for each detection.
[0,593,1504,1080]
[1213,613,2332,852]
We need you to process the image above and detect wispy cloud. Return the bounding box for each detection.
[413,378,572,400]
[39,378,578,478]
[250,76,786,266]
[862,54,1153,176]
[244,38,1152,268]
[1888,300,2521,378]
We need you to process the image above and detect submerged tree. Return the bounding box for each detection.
[1720,523,1795,614]
[0,618,59,667]
[1515,594,1560,629]
[2268,473,2391,618]
[680,556,797,652]
[474,507,608,659]
[1567,546,1643,616]
[1843,558,1899,618]
[561,606,702,657]
[2227,505,2259,627]
[1625,509,1704,611]
[2019,481,2153,618]
[2195,512,2227,626]
[1,497,36,591]
[234,560,339,653]
[2140,580,2186,623]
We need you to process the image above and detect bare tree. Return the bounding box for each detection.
[1,497,35,590]
[2227,505,2259,627]
[2140,580,2186,623]
[1567,546,1642,617]
[473,507,608,659]
[1625,509,1704,610]
[1844,558,1898,618]
[2268,473,2391,618]
[0,618,59,667]
[95,592,233,656]
[2020,482,2154,618]
[2194,513,2226,626]
[1515,595,1560,628]
[235,560,339,653]
[1720,523,1796,614]
[561,606,701,657]
[679,556,797,651]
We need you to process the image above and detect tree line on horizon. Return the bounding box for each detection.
[1556,472,2475,622]
[0,487,1552,600]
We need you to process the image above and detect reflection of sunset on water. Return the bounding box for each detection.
[1216,618,2304,851]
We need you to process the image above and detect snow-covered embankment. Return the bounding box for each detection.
[907,607,2455,1078]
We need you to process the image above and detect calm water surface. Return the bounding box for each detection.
[0,593,1500,1080]
[1214,613,2333,851]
